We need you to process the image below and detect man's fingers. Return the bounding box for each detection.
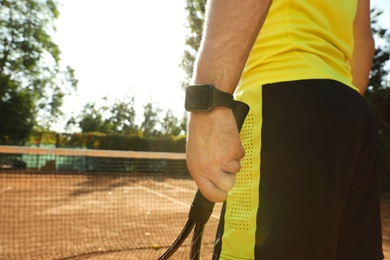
[196,177,232,202]
[193,162,240,202]
[185,109,245,202]
[224,157,242,175]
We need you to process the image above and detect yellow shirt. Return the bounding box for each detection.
[239,0,358,92]
[223,1,359,259]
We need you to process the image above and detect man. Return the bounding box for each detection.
[185,0,383,259]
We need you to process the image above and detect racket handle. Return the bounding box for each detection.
[188,100,249,223]
[189,190,215,224]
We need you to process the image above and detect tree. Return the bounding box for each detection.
[161,109,182,136]
[140,101,162,137]
[365,9,390,196]
[0,76,34,144]
[0,0,77,143]
[106,96,138,135]
[368,9,390,91]
[73,96,139,135]
[77,102,108,133]
[179,0,206,89]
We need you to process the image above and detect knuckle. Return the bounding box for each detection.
[217,173,236,192]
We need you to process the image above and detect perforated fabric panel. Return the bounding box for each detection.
[219,101,262,259]
[225,113,255,231]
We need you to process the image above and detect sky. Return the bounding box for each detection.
[53,0,188,131]
[53,0,390,132]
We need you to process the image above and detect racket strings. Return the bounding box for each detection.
[190,223,205,260]
[158,219,196,260]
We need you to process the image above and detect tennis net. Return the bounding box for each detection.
[0,146,221,259]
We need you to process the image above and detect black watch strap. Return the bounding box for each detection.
[211,87,234,109]
[185,84,235,112]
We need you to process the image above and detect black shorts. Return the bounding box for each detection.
[213,79,383,260]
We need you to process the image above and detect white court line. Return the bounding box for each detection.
[137,185,190,208]
[0,186,12,194]
[153,181,195,193]
[137,184,219,220]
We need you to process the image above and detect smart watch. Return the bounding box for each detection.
[184,84,234,112]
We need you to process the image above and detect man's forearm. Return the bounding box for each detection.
[186,0,272,202]
[350,38,375,95]
[350,0,375,95]
[191,0,273,93]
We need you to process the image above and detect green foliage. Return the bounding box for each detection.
[365,9,390,197]
[161,109,182,136]
[71,97,138,135]
[107,96,138,135]
[76,102,107,133]
[28,130,187,153]
[0,75,34,144]
[67,96,185,138]
[180,0,206,88]
[0,0,77,138]
[369,9,390,91]
[140,101,163,137]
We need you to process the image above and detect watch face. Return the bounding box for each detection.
[185,85,212,111]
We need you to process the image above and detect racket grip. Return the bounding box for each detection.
[189,190,215,224]
[188,100,249,223]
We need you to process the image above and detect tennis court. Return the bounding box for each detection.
[0,146,389,259]
[0,171,222,259]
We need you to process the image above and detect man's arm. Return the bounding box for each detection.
[186,0,272,202]
[350,0,375,95]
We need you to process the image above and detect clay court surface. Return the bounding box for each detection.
[0,172,221,259]
[1,172,389,259]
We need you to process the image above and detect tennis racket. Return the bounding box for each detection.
[159,100,250,260]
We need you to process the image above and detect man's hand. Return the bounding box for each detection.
[186,0,271,202]
[186,107,245,202]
